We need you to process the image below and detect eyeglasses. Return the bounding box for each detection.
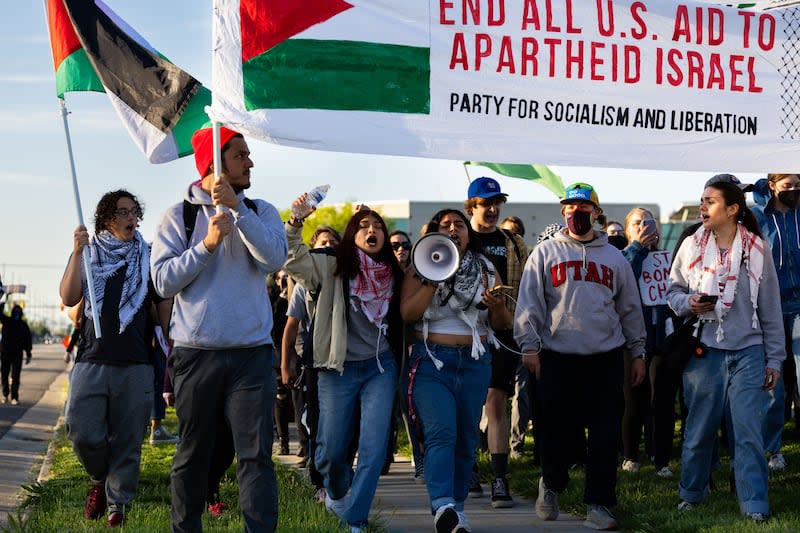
[114,208,143,219]
[391,242,412,251]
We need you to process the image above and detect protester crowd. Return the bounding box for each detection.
[37,124,799,533]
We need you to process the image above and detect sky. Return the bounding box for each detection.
[0,1,766,330]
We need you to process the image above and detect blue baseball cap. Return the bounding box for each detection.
[467,177,508,200]
[561,182,601,210]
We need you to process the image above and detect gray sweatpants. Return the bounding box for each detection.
[66,362,153,514]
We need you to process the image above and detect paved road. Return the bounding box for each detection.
[0,343,66,439]
[0,343,68,525]
[275,431,590,532]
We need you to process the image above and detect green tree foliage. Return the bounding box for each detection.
[279,202,395,244]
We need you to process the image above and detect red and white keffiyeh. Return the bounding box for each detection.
[351,249,393,327]
[678,223,765,341]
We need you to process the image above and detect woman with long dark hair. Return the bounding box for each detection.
[668,180,785,521]
[401,208,510,533]
[284,202,403,533]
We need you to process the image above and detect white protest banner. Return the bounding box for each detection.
[211,0,800,172]
[639,250,672,306]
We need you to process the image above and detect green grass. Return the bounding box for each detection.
[2,413,353,533]
[9,410,800,532]
[480,420,800,533]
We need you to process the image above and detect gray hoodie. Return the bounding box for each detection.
[150,182,288,349]
[514,229,646,358]
[667,234,785,371]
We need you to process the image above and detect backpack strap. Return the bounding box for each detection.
[182,200,200,245]
[182,197,258,244]
[243,197,258,212]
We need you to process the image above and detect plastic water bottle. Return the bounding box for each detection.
[292,184,330,220]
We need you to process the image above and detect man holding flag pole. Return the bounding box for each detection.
[151,123,287,533]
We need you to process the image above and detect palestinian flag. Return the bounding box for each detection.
[237,0,430,114]
[47,0,212,163]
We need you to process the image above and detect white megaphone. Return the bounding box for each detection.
[412,233,460,282]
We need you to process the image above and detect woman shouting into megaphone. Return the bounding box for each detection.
[400,208,511,532]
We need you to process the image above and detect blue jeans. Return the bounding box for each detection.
[407,341,491,513]
[763,314,800,454]
[792,314,800,403]
[316,353,397,528]
[680,345,770,515]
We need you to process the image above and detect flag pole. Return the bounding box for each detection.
[462,162,472,184]
[212,122,223,214]
[59,99,102,338]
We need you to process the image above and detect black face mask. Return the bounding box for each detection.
[607,234,628,250]
[566,210,593,236]
[777,189,800,210]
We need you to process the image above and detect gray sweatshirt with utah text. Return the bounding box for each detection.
[514,229,646,358]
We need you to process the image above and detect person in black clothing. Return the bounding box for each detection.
[0,302,33,405]
[59,190,155,528]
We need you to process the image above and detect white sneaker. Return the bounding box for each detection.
[456,511,472,532]
[325,493,349,519]
[746,512,767,522]
[677,500,693,511]
[768,453,787,471]
[535,477,559,521]
[584,504,618,530]
[621,459,640,473]
[655,466,674,478]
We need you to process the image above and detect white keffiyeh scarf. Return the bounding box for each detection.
[676,223,765,342]
[422,250,496,368]
[84,230,149,333]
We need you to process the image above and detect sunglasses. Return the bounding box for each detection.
[391,242,412,251]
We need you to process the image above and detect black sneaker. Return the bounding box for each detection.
[279,439,290,455]
[434,504,460,533]
[491,477,514,508]
[468,471,483,498]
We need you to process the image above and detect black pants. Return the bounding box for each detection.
[273,369,292,444]
[171,346,277,533]
[649,355,682,468]
[538,348,624,507]
[303,367,325,489]
[206,414,235,505]
[1,350,23,400]
[622,355,651,461]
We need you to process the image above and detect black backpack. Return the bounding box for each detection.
[182,198,258,244]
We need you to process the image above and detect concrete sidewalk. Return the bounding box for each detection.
[275,436,590,532]
[0,344,69,526]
